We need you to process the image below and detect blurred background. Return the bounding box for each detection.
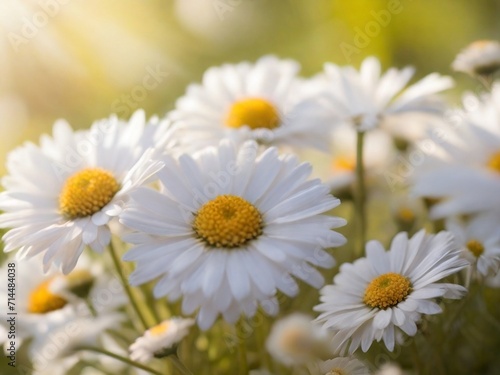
[0,0,500,172]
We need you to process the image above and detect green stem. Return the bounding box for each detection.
[85,298,98,317]
[477,74,493,92]
[354,130,367,258]
[79,346,162,375]
[237,319,250,375]
[410,338,424,374]
[170,354,194,375]
[108,240,149,331]
[255,313,272,370]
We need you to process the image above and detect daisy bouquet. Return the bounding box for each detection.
[2,43,500,375]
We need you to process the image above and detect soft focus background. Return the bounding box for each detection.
[1,0,500,174]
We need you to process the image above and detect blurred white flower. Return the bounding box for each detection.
[315,230,468,354]
[412,85,500,218]
[0,255,74,353]
[308,56,453,133]
[0,252,126,363]
[266,313,332,367]
[29,313,124,375]
[0,110,169,274]
[374,363,404,375]
[121,140,346,330]
[324,126,394,192]
[452,40,500,77]
[129,317,194,363]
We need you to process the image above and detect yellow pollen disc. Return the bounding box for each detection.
[28,278,68,314]
[466,239,484,258]
[332,156,355,172]
[279,328,313,355]
[363,272,412,310]
[397,207,415,223]
[193,195,263,248]
[326,369,345,375]
[487,152,500,173]
[225,98,280,130]
[59,168,120,219]
[149,321,171,337]
[471,40,492,50]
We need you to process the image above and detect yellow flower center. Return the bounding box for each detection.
[332,156,355,172]
[225,98,280,130]
[471,40,492,50]
[326,369,345,375]
[487,152,500,173]
[193,195,263,248]
[279,328,314,356]
[397,207,415,223]
[28,278,68,314]
[363,272,412,309]
[149,321,171,337]
[466,239,484,258]
[59,168,120,219]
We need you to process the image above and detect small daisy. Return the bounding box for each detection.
[310,56,453,134]
[446,214,500,279]
[314,230,468,354]
[452,40,500,77]
[266,313,332,367]
[0,110,168,274]
[412,85,500,218]
[374,363,404,375]
[121,140,346,329]
[129,317,194,363]
[170,55,330,152]
[315,357,370,375]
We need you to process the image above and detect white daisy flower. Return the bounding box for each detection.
[452,40,500,77]
[170,55,329,152]
[121,140,346,330]
[412,85,500,218]
[446,214,500,278]
[309,56,453,134]
[374,363,404,375]
[129,317,194,363]
[315,357,370,375]
[0,109,169,274]
[314,230,468,354]
[266,313,333,367]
